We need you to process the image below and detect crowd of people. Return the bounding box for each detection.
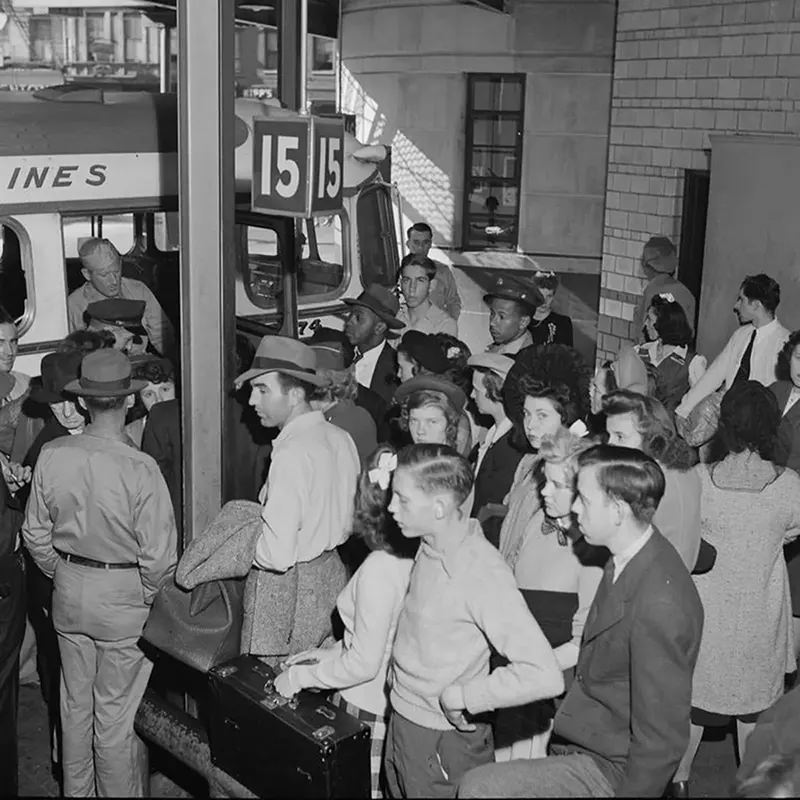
[0,227,799,800]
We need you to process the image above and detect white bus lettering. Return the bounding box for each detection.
[23,166,49,189]
[7,166,20,190]
[53,165,79,188]
[86,164,107,186]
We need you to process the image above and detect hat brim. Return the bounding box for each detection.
[467,353,514,378]
[63,377,148,397]
[483,293,539,315]
[28,385,73,405]
[342,297,405,329]
[234,365,326,389]
[394,376,467,411]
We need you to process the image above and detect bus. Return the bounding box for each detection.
[0,85,402,375]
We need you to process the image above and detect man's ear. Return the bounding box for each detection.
[374,319,388,339]
[81,267,92,284]
[610,497,628,528]
[77,396,88,412]
[125,394,136,411]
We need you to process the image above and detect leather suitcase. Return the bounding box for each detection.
[207,654,371,798]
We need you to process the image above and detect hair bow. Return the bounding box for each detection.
[535,270,556,278]
[446,346,461,360]
[368,452,398,490]
[568,419,589,438]
[658,292,675,303]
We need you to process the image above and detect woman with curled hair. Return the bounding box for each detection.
[636,293,707,414]
[672,381,800,795]
[494,428,606,762]
[769,329,800,658]
[274,444,415,798]
[601,389,701,570]
[497,344,592,563]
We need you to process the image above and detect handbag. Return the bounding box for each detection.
[142,571,246,673]
[675,388,724,447]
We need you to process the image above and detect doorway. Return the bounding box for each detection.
[678,169,710,335]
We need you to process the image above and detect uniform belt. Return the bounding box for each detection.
[56,549,137,570]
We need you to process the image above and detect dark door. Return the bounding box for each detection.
[678,169,710,334]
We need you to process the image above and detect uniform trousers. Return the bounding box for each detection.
[53,558,152,798]
[0,551,26,796]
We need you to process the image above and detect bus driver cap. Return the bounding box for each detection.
[78,238,122,271]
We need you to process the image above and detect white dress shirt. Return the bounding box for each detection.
[254,410,359,572]
[396,302,457,337]
[353,341,386,389]
[612,526,653,583]
[677,318,790,417]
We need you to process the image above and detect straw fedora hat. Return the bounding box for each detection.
[234,335,326,387]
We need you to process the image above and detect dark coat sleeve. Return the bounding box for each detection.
[620,588,703,797]
[141,400,182,533]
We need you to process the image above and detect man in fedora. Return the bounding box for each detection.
[235,336,359,656]
[343,283,405,409]
[68,238,175,359]
[22,349,177,797]
[484,276,542,356]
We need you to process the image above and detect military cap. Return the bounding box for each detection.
[86,298,146,328]
[483,276,542,315]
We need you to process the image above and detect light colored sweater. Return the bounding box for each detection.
[288,549,412,717]
[390,518,564,730]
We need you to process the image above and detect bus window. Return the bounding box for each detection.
[240,223,281,310]
[153,212,180,252]
[0,224,30,328]
[297,213,347,301]
[357,184,399,286]
[62,214,136,259]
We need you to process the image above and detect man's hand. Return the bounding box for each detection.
[1,458,31,493]
[440,684,475,732]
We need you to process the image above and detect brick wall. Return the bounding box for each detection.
[597,0,800,362]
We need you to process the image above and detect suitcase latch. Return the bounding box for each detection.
[261,694,291,710]
[214,665,239,679]
[312,725,335,741]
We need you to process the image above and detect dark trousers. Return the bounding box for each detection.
[384,712,493,799]
[0,551,26,796]
[24,550,60,759]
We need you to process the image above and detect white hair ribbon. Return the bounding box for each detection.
[658,292,675,303]
[568,419,589,438]
[368,452,398,490]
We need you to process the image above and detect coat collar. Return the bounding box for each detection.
[581,529,663,644]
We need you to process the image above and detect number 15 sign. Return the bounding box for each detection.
[251,116,344,217]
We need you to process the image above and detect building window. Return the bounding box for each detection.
[311,37,334,72]
[461,74,525,251]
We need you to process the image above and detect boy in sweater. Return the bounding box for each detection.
[383,443,564,798]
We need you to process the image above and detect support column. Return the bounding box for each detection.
[177,0,236,547]
[276,0,307,112]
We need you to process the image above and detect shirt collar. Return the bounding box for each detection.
[273,409,326,449]
[754,318,779,338]
[612,525,653,581]
[419,518,482,579]
[485,416,512,447]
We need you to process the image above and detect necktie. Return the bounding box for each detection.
[733,330,756,385]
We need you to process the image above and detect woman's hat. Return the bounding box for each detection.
[342,284,404,330]
[394,374,467,411]
[467,352,515,381]
[234,335,325,387]
[30,351,84,404]
[399,330,449,374]
[65,349,148,397]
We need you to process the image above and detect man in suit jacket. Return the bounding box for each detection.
[343,284,404,410]
[460,445,703,798]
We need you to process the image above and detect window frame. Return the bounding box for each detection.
[461,72,526,252]
[0,217,36,335]
[357,182,400,287]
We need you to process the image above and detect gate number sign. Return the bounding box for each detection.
[252,116,345,217]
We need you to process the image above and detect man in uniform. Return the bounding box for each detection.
[22,349,177,797]
[484,276,541,356]
[67,238,175,358]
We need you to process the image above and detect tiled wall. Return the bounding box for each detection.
[597,0,800,361]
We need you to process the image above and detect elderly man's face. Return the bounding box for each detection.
[82,260,122,298]
[0,323,18,373]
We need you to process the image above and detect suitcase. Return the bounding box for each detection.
[207,654,371,798]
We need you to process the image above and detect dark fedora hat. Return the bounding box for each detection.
[394,374,467,412]
[30,351,84,404]
[234,335,326,388]
[65,349,148,397]
[342,284,404,330]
